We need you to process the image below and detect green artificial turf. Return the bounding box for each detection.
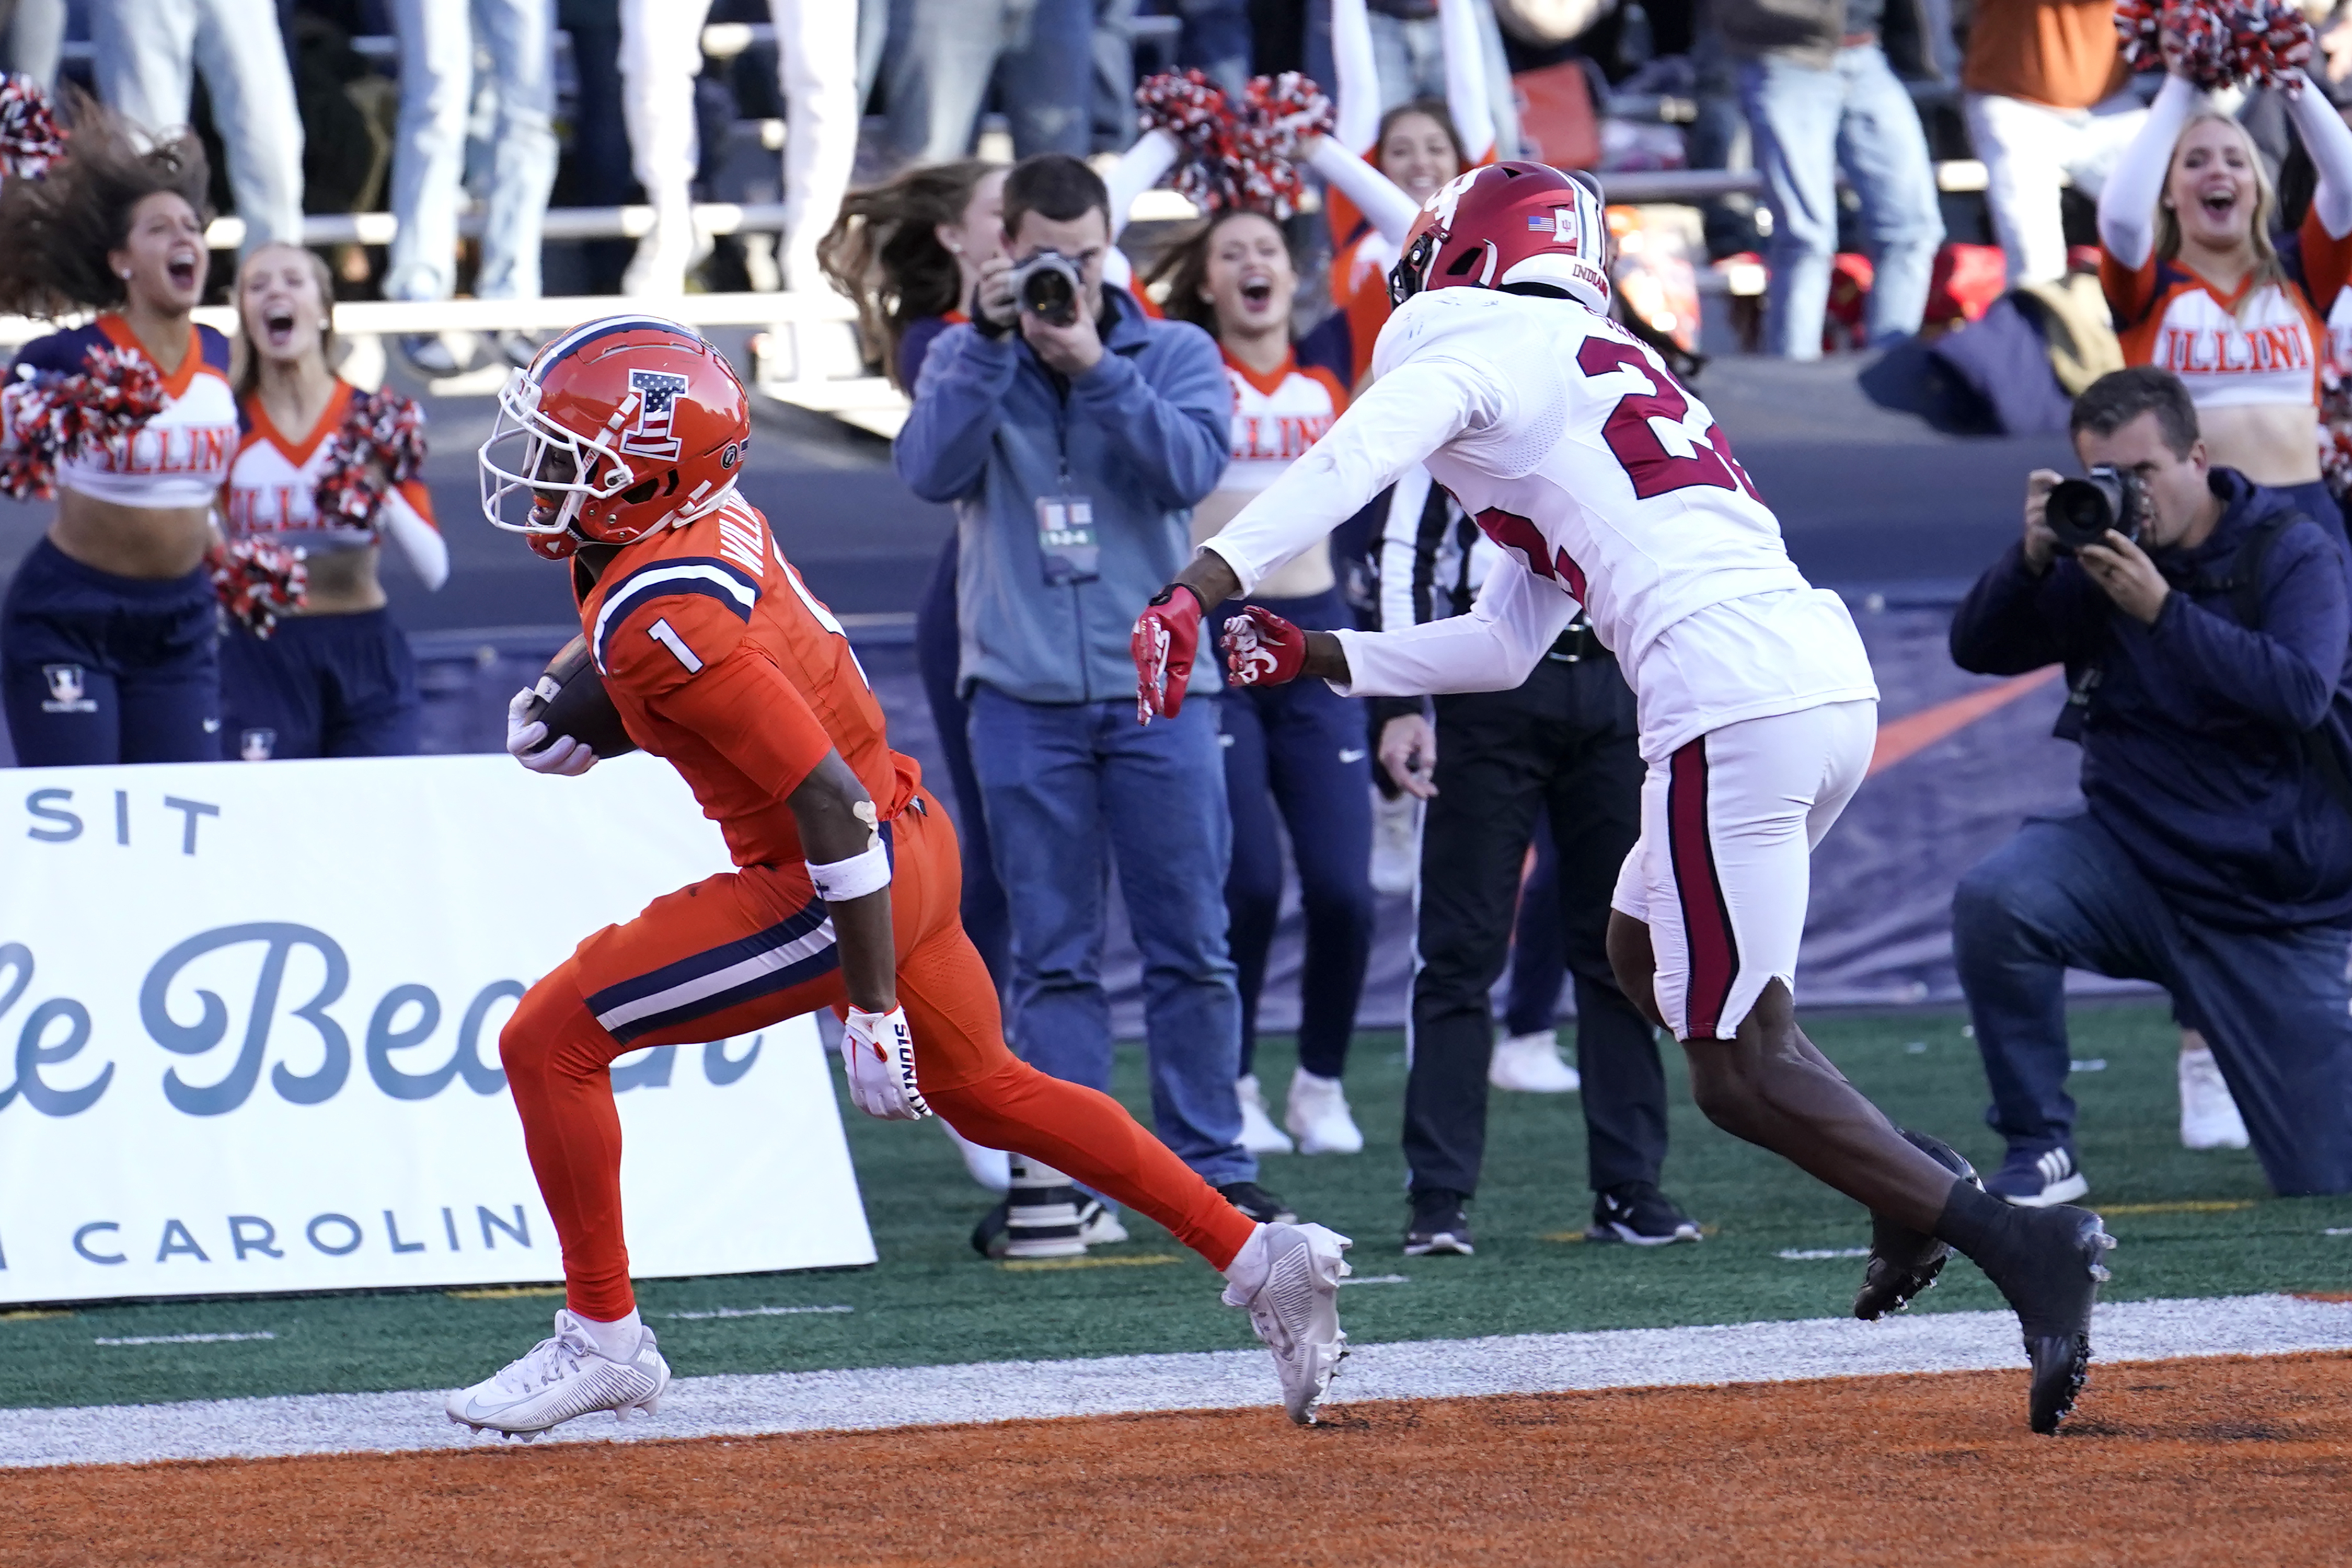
[4,1003,2348,1410]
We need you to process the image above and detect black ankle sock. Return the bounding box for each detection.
[1931,1177,2014,1258]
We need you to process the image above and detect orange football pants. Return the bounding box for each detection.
[500,790,1256,1320]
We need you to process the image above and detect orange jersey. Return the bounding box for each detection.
[575,494,920,868]
[2103,209,2352,409]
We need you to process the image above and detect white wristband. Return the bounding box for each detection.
[808,836,891,902]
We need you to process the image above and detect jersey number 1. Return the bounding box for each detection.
[1575,339,1760,503]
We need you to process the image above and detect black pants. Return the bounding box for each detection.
[1404,645,1669,1198]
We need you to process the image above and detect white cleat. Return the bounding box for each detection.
[1284,1068,1365,1155]
[1226,1222,1352,1425]
[2178,1043,2251,1150]
[445,1310,670,1439]
[1236,1074,1295,1155]
[1490,1029,1581,1093]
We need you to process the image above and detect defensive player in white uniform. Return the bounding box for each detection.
[1132,162,2118,1435]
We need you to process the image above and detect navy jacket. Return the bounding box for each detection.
[892,285,1231,705]
[1951,469,2352,929]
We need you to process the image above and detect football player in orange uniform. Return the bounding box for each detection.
[449,316,1352,1438]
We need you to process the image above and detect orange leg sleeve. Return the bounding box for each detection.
[897,921,1256,1272]
[499,960,641,1322]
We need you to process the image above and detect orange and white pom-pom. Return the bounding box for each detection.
[0,73,65,179]
[2117,0,2314,91]
[209,537,308,639]
[0,346,168,501]
[1136,69,1333,219]
[313,388,428,528]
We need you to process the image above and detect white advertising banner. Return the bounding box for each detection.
[0,753,875,1305]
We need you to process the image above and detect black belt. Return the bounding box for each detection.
[1544,615,1605,664]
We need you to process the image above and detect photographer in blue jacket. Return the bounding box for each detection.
[893,154,1293,1241]
[1951,366,2352,1203]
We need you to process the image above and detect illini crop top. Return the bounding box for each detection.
[4,316,237,508]
[2102,223,2352,410]
[222,381,449,591]
[1218,347,1348,496]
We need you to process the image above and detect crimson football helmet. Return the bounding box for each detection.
[479,315,751,553]
[1387,162,1612,316]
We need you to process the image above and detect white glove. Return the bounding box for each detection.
[839,1006,930,1120]
[505,686,598,777]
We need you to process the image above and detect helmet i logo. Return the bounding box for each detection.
[620,368,691,462]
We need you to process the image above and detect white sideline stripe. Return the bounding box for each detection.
[90,1333,278,1347]
[1778,1248,1874,1261]
[5,1294,2348,1471]
[662,1305,855,1321]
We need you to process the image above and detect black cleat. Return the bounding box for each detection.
[1977,1204,2116,1433]
[1403,1189,1474,1256]
[1587,1181,1702,1246]
[1216,1180,1298,1226]
[1854,1129,1981,1320]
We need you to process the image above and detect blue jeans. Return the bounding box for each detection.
[90,0,305,252]
[884,0,1094,166]
[4,0,63,86]
[1739,45,1945,359]
[386,0,559,302]
[1953,813,2352,1196]
[1213,590,1375,1081]
[967,684,1254,1187]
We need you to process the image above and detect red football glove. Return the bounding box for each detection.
[1223,605,1308,688]
[1132,582,1206,722]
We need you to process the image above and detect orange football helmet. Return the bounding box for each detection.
[479,315,751,553]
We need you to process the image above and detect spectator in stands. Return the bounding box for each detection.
[1356,0,1520,159]
[1962,0,2143,288]
[619,0,859,298]
[1321,0,1495,384]
[87,0,306,255]
[820,158,1017,1196]
[386,0,558,375]
[2,0,63,87]
[217,244,446,760]
[0,100,233,765]
[1718,0,1945,357]
[1951,366,2352,1202]
[1151,207,1375,1158]
[893,153,1295,1238]
[883,0,1094,168]
[1369,471,1695,1254]
[2097,62,2352,539]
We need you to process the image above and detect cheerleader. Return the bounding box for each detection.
[1151,206,1374,1157]
[2099,67,2352,532]
[217,243,445,759]
[0,97,234,765]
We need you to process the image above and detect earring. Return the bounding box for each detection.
[318,319,331,331]
[119,269,131,280]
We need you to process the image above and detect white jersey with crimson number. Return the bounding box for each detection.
[1199,276,1879,1044]
[1203,285,1877,762]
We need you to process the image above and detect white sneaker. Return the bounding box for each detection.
[1283,1068,1364,1155]
[2179,1044,2251,1150]
[1490,1029,1581,1093]
[1237,1074,1295,1155]
[446,1310,670,1439]
[943,1121,1012,1192]
[1369,790,1420,897]
[1223,1221,1352,1424]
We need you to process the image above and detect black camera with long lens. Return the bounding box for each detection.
[1009,250,1084,326]
[2045,464,2145,554]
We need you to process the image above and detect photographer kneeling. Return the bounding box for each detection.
[1951,366,2352,1203]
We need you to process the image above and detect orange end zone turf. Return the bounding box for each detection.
[7,1352,2349,1567]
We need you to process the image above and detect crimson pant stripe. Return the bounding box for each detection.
[1667,737,1739,1038]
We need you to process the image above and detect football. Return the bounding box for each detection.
[520,635,639,759]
